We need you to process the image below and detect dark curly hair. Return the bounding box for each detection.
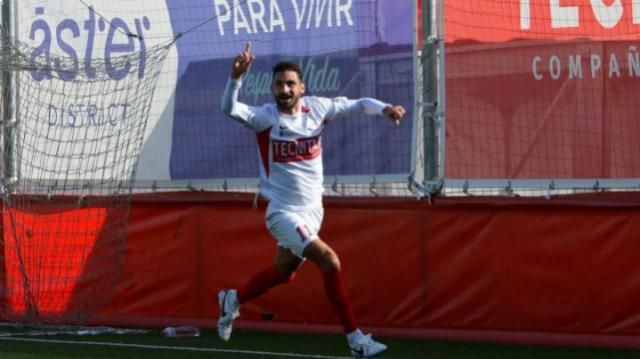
[272,61,303,81]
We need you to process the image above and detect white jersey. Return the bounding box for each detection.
[221,78,389,211]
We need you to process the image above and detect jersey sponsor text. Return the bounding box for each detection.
[272,135,321,163]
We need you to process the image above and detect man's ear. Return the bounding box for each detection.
[301,82,305,95]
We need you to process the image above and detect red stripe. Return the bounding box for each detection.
[296,226,306,242]
[256,127,272,177]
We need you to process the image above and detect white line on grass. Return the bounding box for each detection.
[0,336,352,359]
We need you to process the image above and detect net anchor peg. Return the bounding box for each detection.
[187,181,196,191]
[369,176,378,196]
[545,180,555,200]
[3,176,18,192]
[407,172,425,200]
[424,36,441,46]
[331,176,342,195]
[424,178,444,197]
[421,36,442,53]
[502,180,514,197]
[49,180,59,199]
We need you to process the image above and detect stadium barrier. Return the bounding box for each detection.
[40,191,640,349]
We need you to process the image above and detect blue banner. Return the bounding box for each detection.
[166,0,414,179]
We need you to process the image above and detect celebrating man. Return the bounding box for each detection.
[218,42,405,358]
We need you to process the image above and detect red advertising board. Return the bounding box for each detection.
[447,0,640,42]
[445,1,640,179]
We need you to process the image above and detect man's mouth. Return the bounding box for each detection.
[278,97,294,107]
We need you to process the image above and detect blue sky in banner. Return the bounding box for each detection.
[166,0,413,179]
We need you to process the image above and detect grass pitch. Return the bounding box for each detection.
[1,328,639,358]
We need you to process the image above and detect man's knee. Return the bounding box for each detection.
[272,264,297,284]
[322,255,341,272]
[275,246,302,274]
[311,245,341,272]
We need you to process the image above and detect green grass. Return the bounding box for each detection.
[1,328,639,358]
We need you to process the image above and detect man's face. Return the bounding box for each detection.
[271,70,305,113]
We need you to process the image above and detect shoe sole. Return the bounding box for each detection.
[351,346,387,358]
[217,291,232,341]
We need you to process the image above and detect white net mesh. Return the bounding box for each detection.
[0,27,171,324]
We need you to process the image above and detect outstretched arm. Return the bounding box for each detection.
[327,97,406,125]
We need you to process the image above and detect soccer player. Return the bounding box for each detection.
[219,42,405,358]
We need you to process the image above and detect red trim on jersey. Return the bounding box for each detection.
[272,135,322,163]
[295,226,307,242]
[256,127,272,177]
[301,105,311,113]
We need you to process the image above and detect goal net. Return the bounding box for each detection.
[0,26,170,324]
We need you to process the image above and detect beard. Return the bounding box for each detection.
[275,94,299,111]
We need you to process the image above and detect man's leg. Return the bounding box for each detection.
[237,246,301,304]
[303,239,357,333]
[217,247,300,341]
[303,239,387,358]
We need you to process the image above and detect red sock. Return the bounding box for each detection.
[323,269,358,333]
[237,266,294,304]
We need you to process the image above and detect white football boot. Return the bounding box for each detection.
[217,289,240,341]
[349,333,388,358]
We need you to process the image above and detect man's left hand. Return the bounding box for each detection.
[383,105,406,125]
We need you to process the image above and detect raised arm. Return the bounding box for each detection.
[221,77,252,121]
[231,42,255,80]
[221,42,265,129]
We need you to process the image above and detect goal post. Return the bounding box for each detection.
[417,0,446,195]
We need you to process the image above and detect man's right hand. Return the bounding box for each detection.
[232,42,255,79]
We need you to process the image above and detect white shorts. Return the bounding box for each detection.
[265,204,323,258]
